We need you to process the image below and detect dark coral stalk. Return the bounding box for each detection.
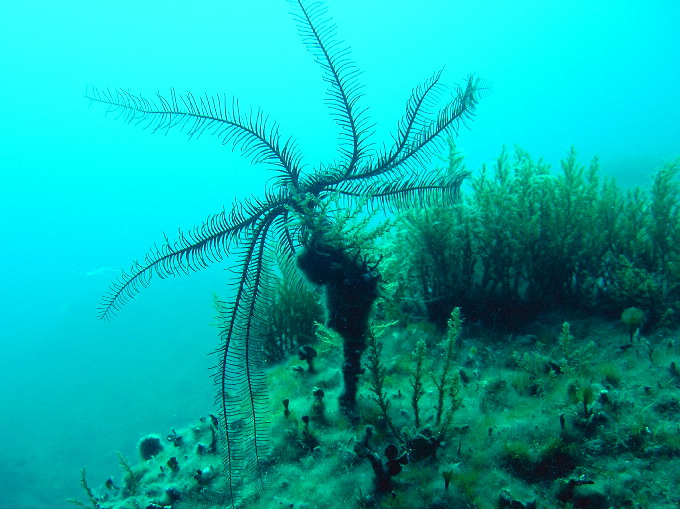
[297,239,379,420]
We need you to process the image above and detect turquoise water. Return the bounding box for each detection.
[1,1,679,507]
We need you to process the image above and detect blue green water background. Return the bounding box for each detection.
[1,1,678,507]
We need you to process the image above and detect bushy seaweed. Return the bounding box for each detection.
[259,258,324,363]
[389,146,680,330]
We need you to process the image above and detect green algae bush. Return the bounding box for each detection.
[389,146,680,329]
[259,260,324,363]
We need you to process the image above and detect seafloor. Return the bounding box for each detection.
[70,310,680,509]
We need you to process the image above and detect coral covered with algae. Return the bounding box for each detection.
[71,311,680,508]
[72,149,680,508]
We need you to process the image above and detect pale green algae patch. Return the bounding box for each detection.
[71,312,680,508]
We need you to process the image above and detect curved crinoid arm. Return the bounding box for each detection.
[98,193,292,320]
[213,210,291,507]
[372,70,450,173]
[86,87,305,188]
[327,163,469,214]
[290,0,373,181]
[355,74,482,182]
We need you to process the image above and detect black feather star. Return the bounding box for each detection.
[89,0,481,505]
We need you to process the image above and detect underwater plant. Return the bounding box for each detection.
[89,0,480,505]
[621,306,645,343]
[391,146,680,329]
[260,263,324,363]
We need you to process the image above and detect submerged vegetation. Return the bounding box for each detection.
[390,143,680,330]
[73,146,680,509]
[75,0,680,507]
[86,0,480,506]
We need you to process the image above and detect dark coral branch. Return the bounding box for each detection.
[297,238,379,420]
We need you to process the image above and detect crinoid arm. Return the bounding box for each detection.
[212,211,292,506]
[313,72,481,204]
[319,74,481,211]
[330,165,470,214]
[289,0,374,189]
[98,192,292,320]
[355,74,481,182]
[86,87,305,188]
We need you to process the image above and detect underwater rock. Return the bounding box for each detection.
[166,429,184,448]
[138,434,164,460]
[499,489,537,509]
[406,432,439,462]
[556,476,608,507]
[166,456,179,474]
[298,344,318,372]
